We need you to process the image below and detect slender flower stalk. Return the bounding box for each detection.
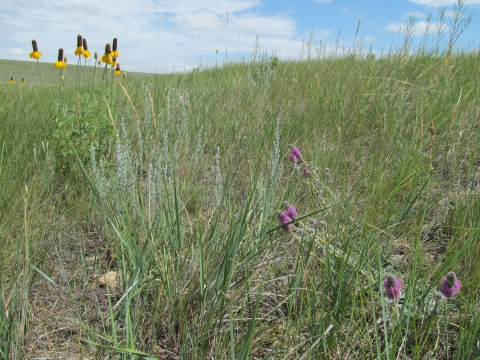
[30,39,42,85]
[101,43,113,82]
[54,48,66,91]
[75,34,84,85]
[82,38,91,83]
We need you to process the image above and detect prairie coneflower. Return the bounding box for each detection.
[114,63,121,75]
[54,48,66,69]
[9,76,14,84]
[21,78,25,84]
[29,39,41,59]
[100,43,114,66]
[383,274,403,300]
[74,34,84,56]
[440,271,461,298]
[111,37,120,58]
[82,38,91,58]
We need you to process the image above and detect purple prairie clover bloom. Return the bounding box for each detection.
[440,271,461,298]
[303,167,309,176]
[289,152,298,163]
[383,274,403,300]
[277,210,293,232]
[286,205,298,220]
[291,146,302,158]
[282,202,298,219]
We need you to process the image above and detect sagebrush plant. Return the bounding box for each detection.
[1,2,480,358]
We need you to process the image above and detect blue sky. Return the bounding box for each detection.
[1,0,479,73]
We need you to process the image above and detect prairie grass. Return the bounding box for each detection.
[1,27,480,359]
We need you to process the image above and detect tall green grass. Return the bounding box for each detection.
[1,13,480,359]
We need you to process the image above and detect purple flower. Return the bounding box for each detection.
[286,205,298,220]
[291,146,302,158]
[440,271,461,298]
[302,167,309,176]
[383,274,403,300]
[277,211,293,232]
[282,202,298,220]
[289,152,298,163]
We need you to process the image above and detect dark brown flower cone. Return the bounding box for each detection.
[32,39,39,52]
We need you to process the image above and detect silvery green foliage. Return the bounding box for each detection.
[192,125,203,172]
[214,146,223,204]
[33,144,38,167]
[89,86,193,219]
[90,144,103,198]
[269,118,283,189]
[40,141,55,182]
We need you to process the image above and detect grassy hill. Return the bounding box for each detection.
[0,58,152,85]
[1,47,479,359]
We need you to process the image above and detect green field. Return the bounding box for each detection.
[1,38,480,359]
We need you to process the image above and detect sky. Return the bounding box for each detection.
[1,0,479,73]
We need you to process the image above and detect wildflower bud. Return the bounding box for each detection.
[383,274,403,300]
[32,39,39,52]
[94,51,98,60]
[112,38,118,52]
[282,202,298,219]
[57,48,64,62]
[77,34,83,47]
[83,38,88,51]
[63,56,67,63]
[303,167,309,176]
[105,43,112,54]
[440,271,461,298]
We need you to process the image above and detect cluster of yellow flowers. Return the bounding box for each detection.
[28,35,121,75]
[8,76,26,85]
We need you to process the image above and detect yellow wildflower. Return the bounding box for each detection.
[9,76,14,84]
[29,39,42,59]
[54,48,67,69]
[111,38,120,58]
[74,34,84,56]
[82,38,91,58]
[114,63,121,75]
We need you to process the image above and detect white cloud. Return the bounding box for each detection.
[0,0,307,72]
[5,48,25,55]
[407,0,480,7]
[339,7,349,13]
[315,0,332,3]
